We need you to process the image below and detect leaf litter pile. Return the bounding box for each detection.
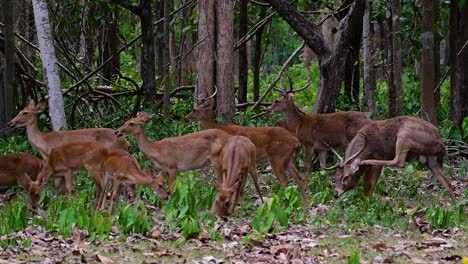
[0,164,467,263]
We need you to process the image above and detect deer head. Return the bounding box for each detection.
[17,173,42,209]
[9,100,46,128]
[115,112,153,137]
[268,76,311,114]
[185,86,217,122]
[144,169,169,200]
[215,180,240,219]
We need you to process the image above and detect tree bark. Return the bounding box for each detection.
[1,0,16,137]
[162,0,171,116]
[253,7,267,102]
[238,0,248,104]
[196,0,215,99]
[101,7,120,82]
[32,0,67,130]
[363,0,378,119]
[391,0,402,117]
[267,0,366,113]
[421,0,437,124]
[216,0,235,122]
[434,0,440,110]
[458,3,468,125]
[449,0,461,126]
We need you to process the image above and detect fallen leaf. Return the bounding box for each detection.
[96,255,114,264]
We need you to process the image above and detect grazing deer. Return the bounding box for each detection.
[8,100,130,193]
[0,153,44,208]
[215,136,263,218]
[185,88,308,200]
[22,141,167,210]
[115,113,231,191]
[328,116,456,201]
[268,89,370,176]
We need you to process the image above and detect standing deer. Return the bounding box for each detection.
[0,153,44,208]
[22,140,167,210]
[185,88,308,200]
[8,100,130,193]
[115,113,231,191]
[268,89,370,176]
[329,116,456,201]
[215,136,263,218]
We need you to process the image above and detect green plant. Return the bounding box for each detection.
[426,205,465,229]
[118,202,151,235]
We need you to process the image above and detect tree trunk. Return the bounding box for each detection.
[238,0,248,104]
[267,0,366,113]
[391,0,403,117]
[216,0,235,122]
[162,0,171,116]
[421,0,437,124]
[253,7,267,102]
[32,0,67,130]
[140,0,156,103]
[449,0,461,126]
[434,0,440,110]
[101,7,120,82]
[155,0,164,78]
[458,4,468,125]
[363,0,378,119]
[1,0,16,137]
[196,0,215,99]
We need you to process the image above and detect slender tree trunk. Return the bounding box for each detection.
[140,0,156,103]
[434,0,440,110]
[155,0,164,78]
[32,0,66,130]
[459,4,468,124]
[253,8,267,102]
[196,0,215,98]
[363,0,378,118]
[162,0,171,116]
[391,0,403,117]
[216,0,235,122]
[238,0,248,104]
[421,0,437,124]
[449,0,461,126]
[101,7,120,82]
[1,0,16,137]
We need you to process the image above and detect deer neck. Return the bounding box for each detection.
[134,129,153,154]
[284,103,303,131]
[26,118,48,157]
[200,112,217,130]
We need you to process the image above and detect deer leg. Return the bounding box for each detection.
[269,157,289,187]
[286,157,309,202]
[210,157,223,184]
[304,147,314,176]
[250,166,264,202]
[109,178,120,213]
[427,156,456,201]
[363,165,383,197]
[360,138,409,168]
[167,169,178,193]
[54,177,66,194]
[318,150,328,171]
[63,170,74,198]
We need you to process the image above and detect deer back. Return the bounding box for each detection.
[0,153,44,186]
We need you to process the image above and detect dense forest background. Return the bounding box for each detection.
[0,0,467,135]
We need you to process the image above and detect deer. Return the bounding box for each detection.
[326,116,456,202]
[185,87,308,201]
[21,140,167,210]
[8,100,130,193]
[215,136,264,218]
[268,86,370,177]
[0,153,45,209]
[114,112,231,191]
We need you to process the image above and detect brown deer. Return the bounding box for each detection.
[185,89,308,200]
[115,113,231,191]
[268,89,370,176]
[328,116,456,201]
[22,141,167,210]
[0,153,45,208]
[215,136,263,218]
[8,100,130,193]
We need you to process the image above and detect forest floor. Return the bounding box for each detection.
[1,163,467,264]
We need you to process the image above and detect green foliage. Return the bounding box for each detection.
[118,202,151,235]
[426,205,465,229]
[1,201,29,235]
[252,186,304,234]
[348,252,360,264]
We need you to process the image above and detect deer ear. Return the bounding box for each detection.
[137,112,154,123]
[34,101,47,113]
[228,180,240,194]
[202,99,214,110]
[351,158,361,174]
[18,173,33,191]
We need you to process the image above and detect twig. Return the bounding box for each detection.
[252,41,305,109]
[234,9,276,50]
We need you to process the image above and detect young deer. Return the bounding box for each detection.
[8,100,130,193]
[268,89,370,176]
[185,90,307,200]
[115,113,231,191]
[23,141,167,210]
[215,136,263,218]
[0,153,44,208]
[329,116,456,201]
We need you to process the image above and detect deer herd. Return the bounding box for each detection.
[1,87,458,219]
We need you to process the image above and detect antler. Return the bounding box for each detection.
[194,85,217,103]
[320,139,344,170]
[342,132,368,165]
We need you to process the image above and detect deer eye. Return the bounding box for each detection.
[342,176,350,184]
[129,123,135,126]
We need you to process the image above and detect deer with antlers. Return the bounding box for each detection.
[185,87,308,200]
[327,116,456,201]
[115,113,231,191]
[215,136,263,218]
[268,83,370,176]
[8,100,130,194]
[0,153,45,209]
